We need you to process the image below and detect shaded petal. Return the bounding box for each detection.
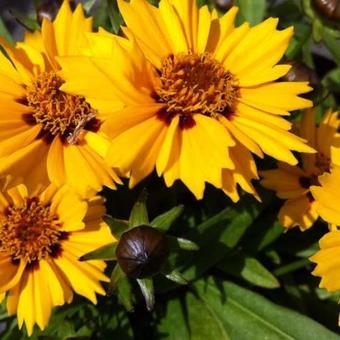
[278,195,318,230]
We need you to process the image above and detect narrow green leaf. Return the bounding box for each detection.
[137,278,154,311]
[218,251,280,289]
[165,269,188,285]
[108,265,134,311]
[0,18,13,45]
[285,23,312,60]
[235,0,266,25]
[168,236,199,251]
[150,205,184,231]
[274,258,310,276]
[83,0,97,13]
[129,190,149,227]
[117,277,134,312]
[103,215,129,236]
[8,10,40,32]
[79,242,117,261]
[321,29,340,66]
[193,278,339,340]
[108,264,125,296]
[323,68,340,93]
[107,0,123,34]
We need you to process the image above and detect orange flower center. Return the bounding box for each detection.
[0,197,66,264]
[154,52,239,128]
[24,72,100,144]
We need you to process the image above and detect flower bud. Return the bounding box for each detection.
[213,0,235,11]
[116,225,169,279]
[283,61,319,88]
[312,0,340,20]
[37,0,76,24]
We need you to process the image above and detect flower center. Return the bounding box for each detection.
[24,72,100,144]
[315,152,331,174]
[0,197,66,263]
[154,52,239,128]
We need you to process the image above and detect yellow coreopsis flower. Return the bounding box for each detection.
[311,166,340,226]
[310,229,340,325]
[261,109,340,230]
[0,0,121,196]
[0,182,115,335]
[59,0,314,200]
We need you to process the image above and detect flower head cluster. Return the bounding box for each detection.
[261,109,340,230]
[0,0,338,334]
[59,0,314,200]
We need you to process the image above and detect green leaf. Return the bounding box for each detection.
[186,292,231,340]
[129,190,149,227]
[150,205,184,231]
[108,265,134,311]
[168,236,199,251]
[217,250,280,289]
[8,10,40,32]
[107,0,124,34]
[235,0,266,25]
[83,0,97,13]
[0,18,13,45]
[117,277,134,312]
[79,242,117,261]
[156,298,190,340]
[182,195,267,280]
[321,29,340,66]
[285,23,312,60]
[193,278,339,340]
[323,68,340,93]
[108,264,125,296]
[274,258,310,276]
[103,215,129,236]
[164,269,188,285]
[137,278,155,311]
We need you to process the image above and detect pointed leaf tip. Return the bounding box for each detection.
[79,242,117,261]
[151,205,184,231]
[129,189,149,227]
[137,278,155,311]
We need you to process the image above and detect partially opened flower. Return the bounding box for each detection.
[310,230,340,324]
[0,182,115,335]
[59,0,314,199]
[261,109,340,230]
[0,0,121,196]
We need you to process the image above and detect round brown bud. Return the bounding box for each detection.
[282,61,319,88]
[213,0,235,11]
[116,225,169,279]
[37,0,76,24]
[312,0,340,20]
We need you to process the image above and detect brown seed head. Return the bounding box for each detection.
[116,225,169,279]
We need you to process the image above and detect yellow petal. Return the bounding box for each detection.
[278,195,318,230]
[54,251,107,304]
[0,256,26,292]
[240,82,312,116]
[118,0,172,67]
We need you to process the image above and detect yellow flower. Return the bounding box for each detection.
[311,166,340,226]
[59,0,314,199]
[311,230,340,294]
[261,109,340,230]
[0,0,121,196]
[0,182,115,335]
